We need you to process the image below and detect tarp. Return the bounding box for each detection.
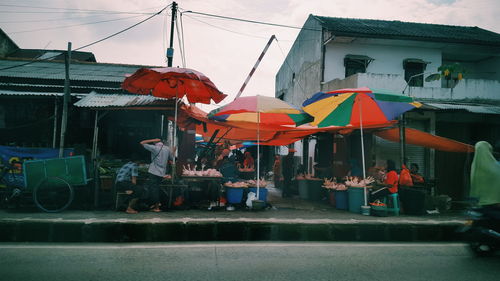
[374,127,474,153]
[0,145,74,165]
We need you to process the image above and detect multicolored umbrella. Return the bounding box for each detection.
[122,67,227,104]
[302,87,422,206]
[302,87,421,127]
[208,95,311,200]
[208,95,312,126]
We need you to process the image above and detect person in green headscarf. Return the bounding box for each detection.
[470,141,500,206]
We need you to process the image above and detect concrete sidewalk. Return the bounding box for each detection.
[0,186,467,243]
[0,207,467,243]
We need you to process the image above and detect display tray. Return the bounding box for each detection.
[182,176,222,180]
[224,184,249,188]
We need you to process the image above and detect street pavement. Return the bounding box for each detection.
[0,242,498,281]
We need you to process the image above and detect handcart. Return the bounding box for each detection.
[23,156,88,212]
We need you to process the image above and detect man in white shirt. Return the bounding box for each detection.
[140,138,173,212]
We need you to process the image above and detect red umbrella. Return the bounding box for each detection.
[122,67,226,104]
[122,67,226,181]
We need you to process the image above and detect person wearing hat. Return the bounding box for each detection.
[282,148,296,198]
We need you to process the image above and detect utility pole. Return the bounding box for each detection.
[167,1,177,67]
[59,42,71,157]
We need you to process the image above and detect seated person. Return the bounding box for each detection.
[115,157,145,214]
[370,159,399,201]
[410,163,425,184]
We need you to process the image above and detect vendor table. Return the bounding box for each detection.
[181,176,224,207]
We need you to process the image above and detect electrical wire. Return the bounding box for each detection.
[182,10,322,32]
[183,14,269,40]
[9,14,147,34]
[0,5,169,72]
[0,3,157,15]
[182,13,317,42]
[175,15,186,67]
[179,12,187,67]
[0,14,128,24]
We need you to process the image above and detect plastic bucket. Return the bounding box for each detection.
[248,187,267,202]
[334,190,348,210]
[361,205,371,216]
[308,180,323,201]
[348,187,365,214]
[226,187,244,204]
[298,180,309,200]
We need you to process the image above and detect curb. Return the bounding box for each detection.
[0,220,465,243]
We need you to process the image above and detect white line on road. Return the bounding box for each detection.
[0,242,468,249]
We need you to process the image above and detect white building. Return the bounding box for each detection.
[276,16,500,200]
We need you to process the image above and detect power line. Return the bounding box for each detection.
[182,10,322,32]
[9,14,148,34]
[0,14,126,24]
[179,13,187,66]
[175,15,186,67]
[0,3,157,15]
[183,14,269,39]
[74,6,168,51]
[0,5,169,72]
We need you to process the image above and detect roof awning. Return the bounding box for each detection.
[403,58,431,65]
[423,102,500,114]
[344,54,374,67]
[374,127,474,153]
[73,91,174,110]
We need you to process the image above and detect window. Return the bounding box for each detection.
[404,59,429,87]
[344,55,374,78]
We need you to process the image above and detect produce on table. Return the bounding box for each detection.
[224,181,249,188]
[323,178,347,191]
[182,166,222,177]
[344,176,375,187]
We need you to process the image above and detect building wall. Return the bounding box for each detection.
[323,72,500,102]
[275,16,323,106]
[0,30,18,57]
[323,41,442,86]
[476,57,500,81]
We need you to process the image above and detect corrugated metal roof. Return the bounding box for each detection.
[0,59,158,82]
[74,91,172,108]
[424,102,500,114]
[0,89,80,97]
[314,16,500,46]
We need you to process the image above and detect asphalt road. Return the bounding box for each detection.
[0,242,498,281]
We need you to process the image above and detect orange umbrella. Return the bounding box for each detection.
[122,67,226,104]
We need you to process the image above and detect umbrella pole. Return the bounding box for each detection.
[257,112,260,200]
[359,98,367,206]
[172,90,179,184]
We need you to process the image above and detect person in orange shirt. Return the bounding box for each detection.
[370,159,399,201]
[243,151,255,169]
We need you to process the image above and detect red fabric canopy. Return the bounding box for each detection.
[374,127,474,153]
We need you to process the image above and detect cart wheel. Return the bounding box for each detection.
[33,177,74,213]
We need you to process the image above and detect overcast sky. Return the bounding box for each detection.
[2,0,499,110]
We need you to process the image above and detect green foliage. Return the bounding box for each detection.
[425,63,466,85]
